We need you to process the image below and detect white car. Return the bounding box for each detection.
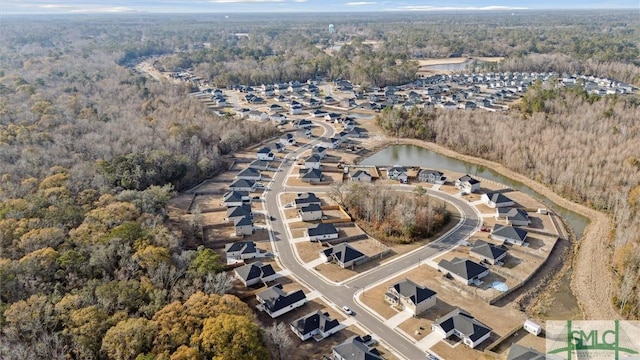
[342,306,353,315]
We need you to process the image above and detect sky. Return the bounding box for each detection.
[1,0,637,14]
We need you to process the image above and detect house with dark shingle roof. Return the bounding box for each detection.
[256,284,307,318]
[481,192,515,208]
[438,257,489,285]
[385,278,437,316]
[349,170,372,182]
[492,224,528,246]
[387,165,408,181]
[229,179,257,192]
[248,160,271,171]
[418,169,446,184]
[221,191,249,207]
[226,204,252,223]
[234,261,277,286]
[470,240,507,265]
[304,154,322,170]
[311,146,327,159]
[496,208,531,226]
[280,133,296,146]
[290,311,341,341]
[225,241,259,261]
[431,308,492,349]
[236,167,262,181]
[298,203,323,221]
[294,192,321,209]
[455,174,481,193]
[301,168,323,183]
[306,223,339,242]
[320,242,366,268]
[233,215,254,236]
[257,147,275,161]
[332,335,383,360]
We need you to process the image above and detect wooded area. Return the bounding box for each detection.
[0,10,639,359]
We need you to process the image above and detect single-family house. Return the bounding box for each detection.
[310,109,328,118]
[496,208,531,226]
[290,311,341,341]
[332,335,383,360]
[438,257,489,285]
[229,179,257,192]
[268,103,284,113]
[481,192,515,208]
[234,261,277,286]
[349,127,368,138]
[249,160,271,171]
[491,225,528,246]
[294,192,321,209]
[298,203,323,221]
[270,114,288,125]
[506,344,545,360]
[226,204,253,223]
[418,169,446,184]
[320,242,366,268]
[306,223,339,242]
[248,110,269,121]
[294,119,313,128]
[280,133,296,146]
[470,240,507,265]
[236,167,262,181]
[387,166,408,183]
[301,168,323,183]
[317,136,339,149]
[256,147,275,161]
[384,279,437,316]
[304,154,322,169]
[234,215,254,236]
[431,308,492,349]
[350,170,372,182]
[455,175,481,193]
[269,142,285,153]
[312,146,327,159]
[222,191,250,207]
[290,104,303,115]
[256,284,307,318]
[225,241,260,261]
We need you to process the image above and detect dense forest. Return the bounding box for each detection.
[0,10,639,359]
[376,86,640,318]
[330,183,450,243]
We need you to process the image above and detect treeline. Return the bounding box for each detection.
[375,89,640,317]
[330,183,449,243]
[0,16,281,360]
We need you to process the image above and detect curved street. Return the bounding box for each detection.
[262,119,482,360]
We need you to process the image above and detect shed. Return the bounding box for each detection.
[524,319,542,336]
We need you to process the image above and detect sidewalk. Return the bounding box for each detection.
[386,311,413,328]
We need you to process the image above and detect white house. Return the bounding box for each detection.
[229,179,257,193]
[455,175,481,193]
[301,169,323,183]
[496,208,531,226]
[387,166,407,181]
[384,279,437,316]
[306,223,339,242]
[298,203,323,221]
[226,204,252,223]
[320,242,366,268]
[311,146,327,159]
[256,147,275,161]
[221,191,250,207]
[350,170,372,182]
[234,261,277,286]
[470,240,507,265]
[481,192,515,208]
[294,192,321,209]
[290,311,341,341]
[234,216,254,236]
[332,336,382,360]
[256,284,307,318]
[491,224,528,246]
[225,241,259,261]
[431,308,492,349]
[280,133,296,146]
[236,167,262,181]
[418,169,446,184]
[437,257,489,285]
[304,154,322,169]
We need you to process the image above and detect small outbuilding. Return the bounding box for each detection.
[523,319,542,336]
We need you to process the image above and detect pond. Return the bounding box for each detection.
[360,144,589,239]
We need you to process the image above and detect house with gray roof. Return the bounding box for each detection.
[225,241,259,262]
[431,308,492,349]
[280,133,296,146]
[481,192,515,208]
[438,257,489,285]
[312,146,327,159]
[234,261,277,286]
[470,240,507,265]
[221,191,249,207]
[506,344,546,360]
[385,278,437,316]
[320,242,366,268]
[233,215,254,236]
[236,167,262,181]
[301,168,323,183]
[256,147,275,161]
[492,224,528,246]
[332,335,383,360]
[229,179,257,192]
[418,169,446,184]
[350,170,372,182]
[226,204,252,223]
[298,203,323,221]
[496,208,530,226]
[304,154,322,169]
[290,311,341,341]
[256,284,307,318]
[249,160,271,170]
[306,223,339,242]
[387,165,408,181]
[455,175,481,193]
[294,192,322,209]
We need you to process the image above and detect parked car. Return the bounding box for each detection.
[342,306,353,315]
[481,227,490,232]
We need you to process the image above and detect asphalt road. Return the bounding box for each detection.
[263,120,481,360]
